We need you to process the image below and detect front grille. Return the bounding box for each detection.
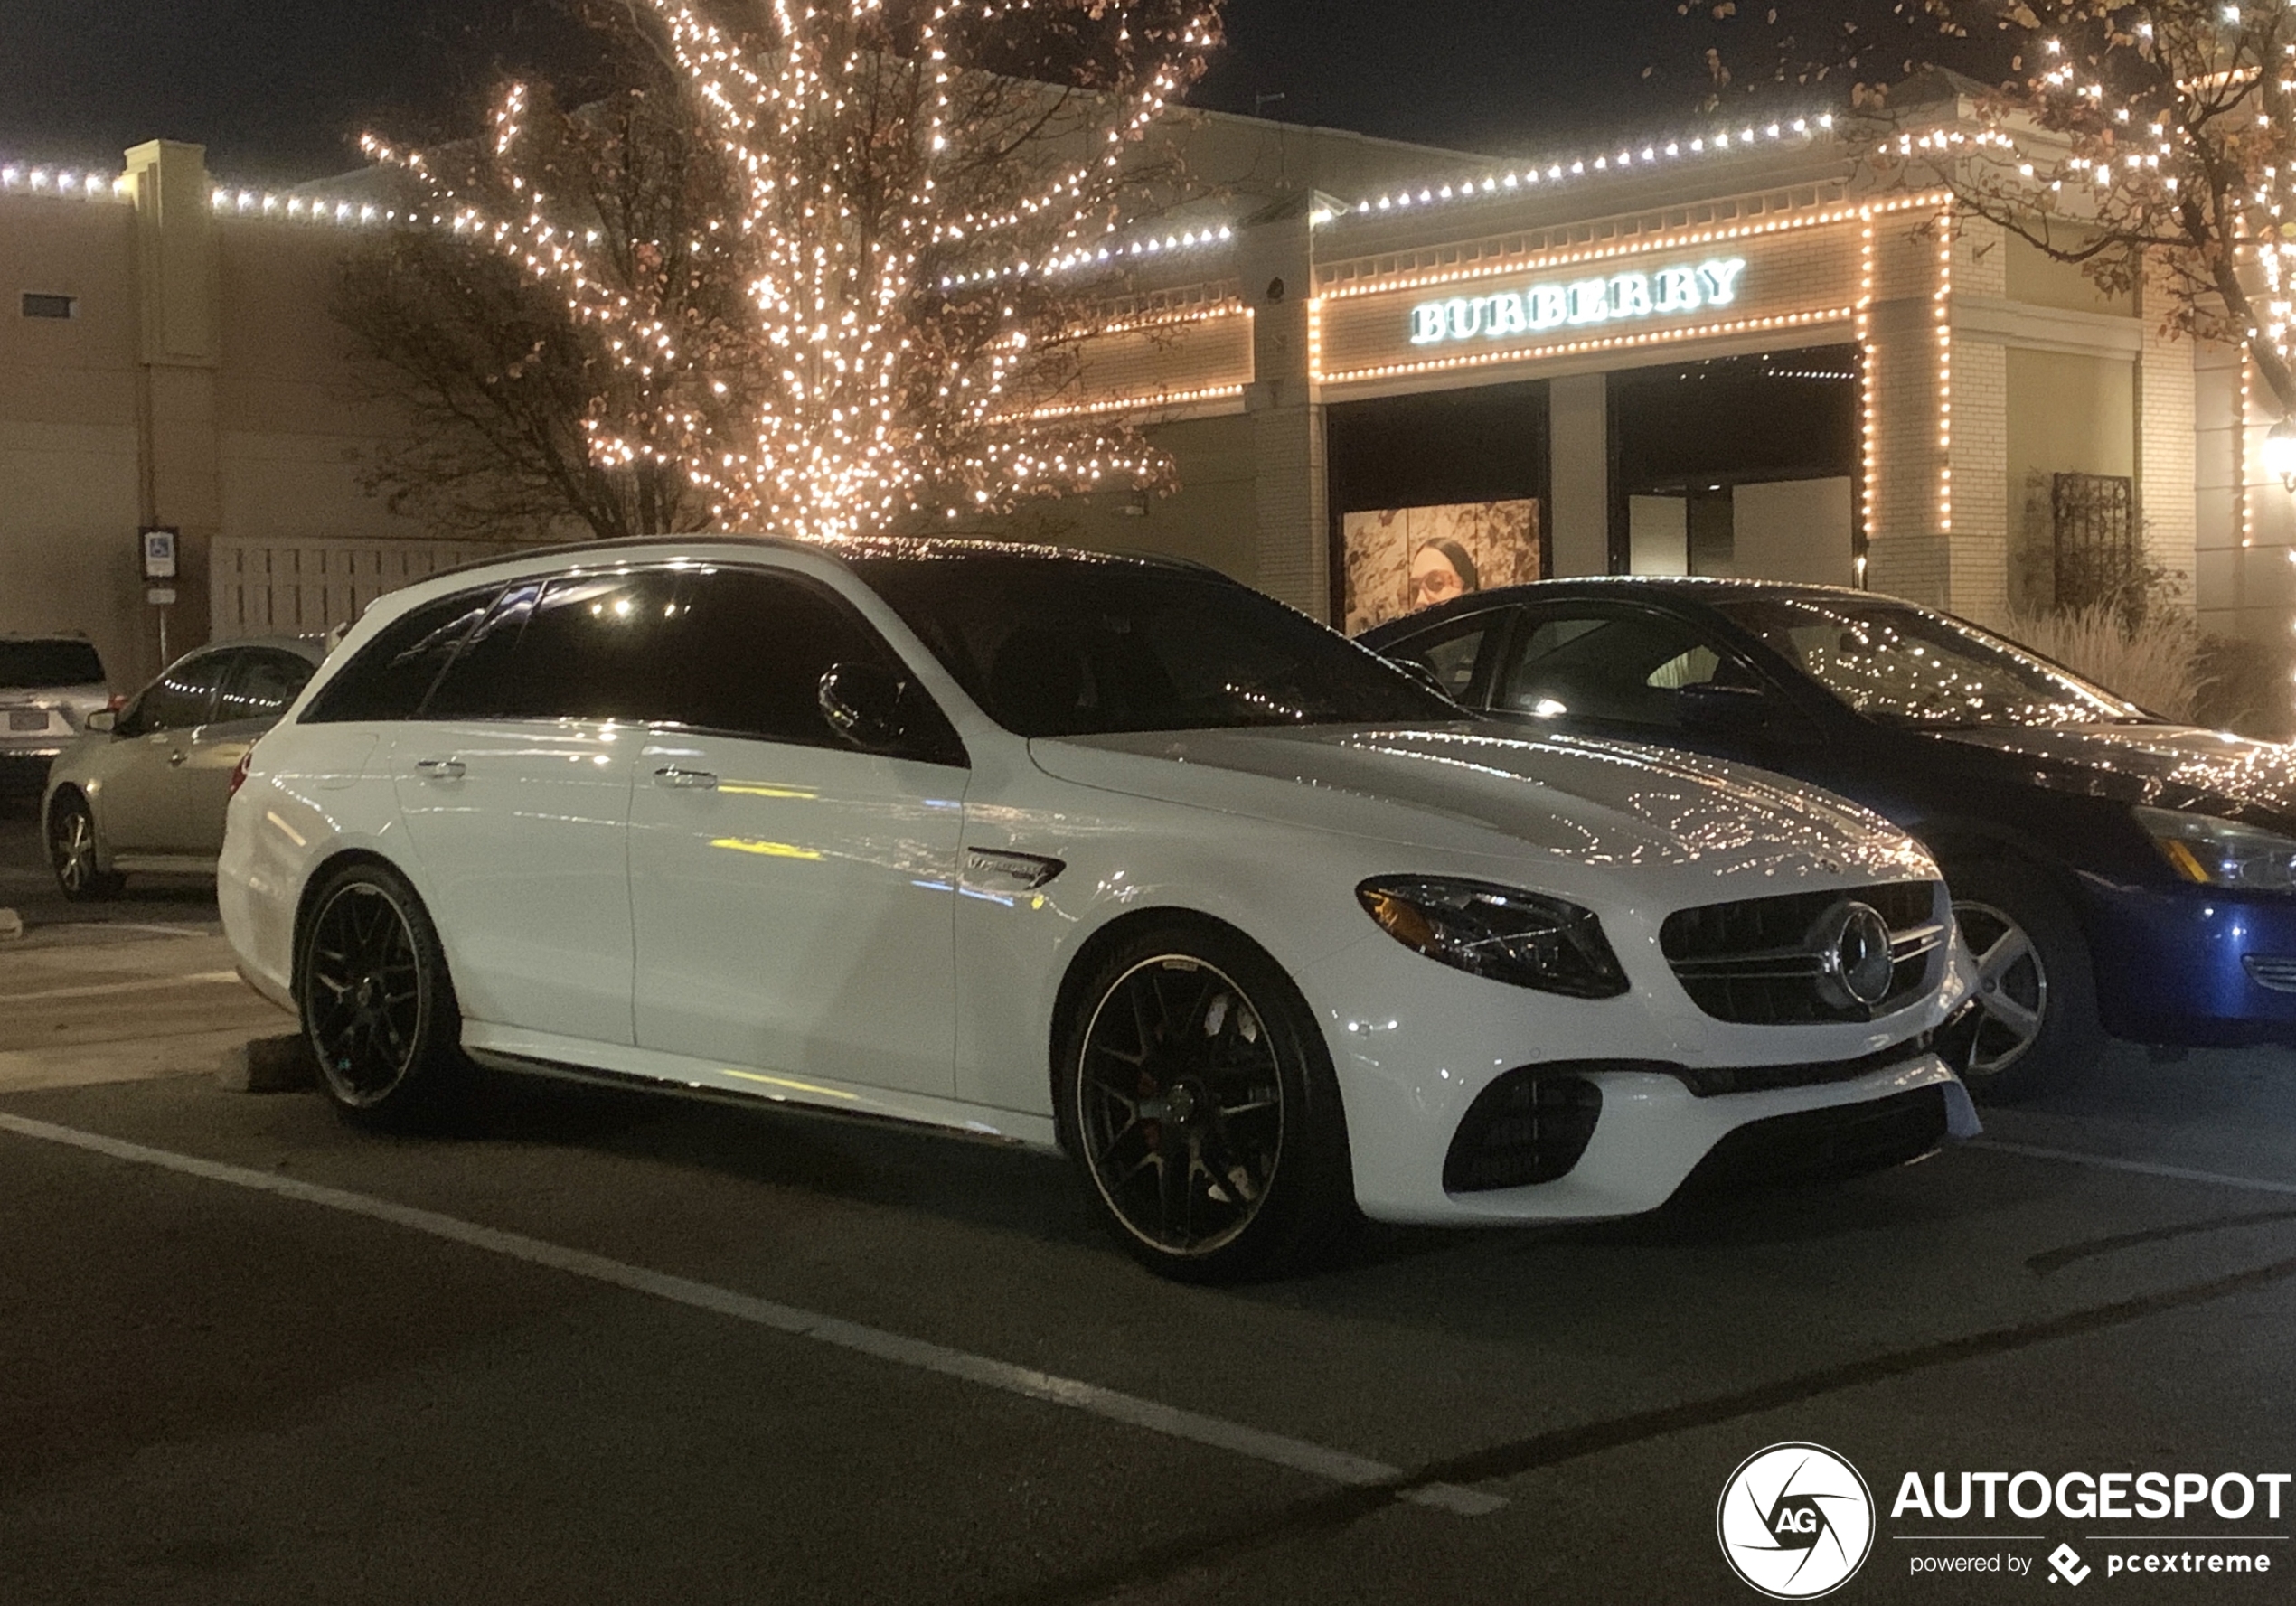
[1672,1085,1951,1198]
[1661,880,1947,1026]
[1444,1072,1604,1193]
[2244,956,2296,995]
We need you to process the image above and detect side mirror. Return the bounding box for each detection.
[1677,682,1775,734]
[818,662,910,750]
[85,709,117,735]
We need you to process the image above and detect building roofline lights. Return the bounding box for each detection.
[1341,113,1839,227]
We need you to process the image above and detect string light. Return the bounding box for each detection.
[0,162,130,202]
[1315,305,1856,388]
[1347,113,1836,221]
[367,0,1220,540]
[1936,209,1953,536]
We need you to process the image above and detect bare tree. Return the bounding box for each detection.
[349,0,1224,541]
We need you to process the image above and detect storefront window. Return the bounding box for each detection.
[1609,349,1859,587]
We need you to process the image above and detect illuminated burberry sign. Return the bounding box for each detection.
[1409,257,1748,346]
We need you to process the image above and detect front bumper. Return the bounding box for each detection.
[2080,878,2296,1047]
[1301,930,1977,1226]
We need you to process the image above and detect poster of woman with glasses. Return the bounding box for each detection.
[1341,500,1542,635]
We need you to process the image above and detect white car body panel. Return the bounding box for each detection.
[388,718,638,1047]
[628,732,966,1096]
[220,538,1978,1228]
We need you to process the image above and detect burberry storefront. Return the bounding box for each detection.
[1058,104,2253,643]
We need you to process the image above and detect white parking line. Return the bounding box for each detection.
[0,1112,1504,1518]
[3,971,242,1004]
[1975,1139,2296,1199]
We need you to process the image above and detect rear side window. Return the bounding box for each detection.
[217,649,316,723]
[423,570,682,723]
[0,639,103,689]
[124,651,231,735]
[303,588,496,724]
[1498,608,1756,727]
[1379,611,1504,703]
[658,568,912,747]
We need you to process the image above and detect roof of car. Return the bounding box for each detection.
[425,533,1228,586]
[196,634,331,659]
[1360,575,1917,640]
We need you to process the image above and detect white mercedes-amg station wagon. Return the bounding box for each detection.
[221,538,1979,1278]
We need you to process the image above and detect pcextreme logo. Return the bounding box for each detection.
[1717,1442,1877,1600]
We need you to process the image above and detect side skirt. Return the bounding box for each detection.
[459,1021,1060,1153]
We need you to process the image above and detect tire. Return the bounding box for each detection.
[46,792,125,901]
[296,861,468,1129]
[1055,918,1360,1282]
[1938,858,2103,1104]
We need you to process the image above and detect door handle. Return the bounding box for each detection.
[653,766,719,791]
[415,757,466,781]
[167,749,186,767]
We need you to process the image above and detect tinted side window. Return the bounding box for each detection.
[126,652,232,735]
[424,571,680,723]
[1382,612,1502,703]
[1499,609,1758,728]
[218,649,315,723]
[303,588,496,724]
[660,569,912,748]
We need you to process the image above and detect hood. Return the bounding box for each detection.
[1937,723,2296,827]
[1033,724,1934,886]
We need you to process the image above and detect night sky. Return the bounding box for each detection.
[0,1,1768,184]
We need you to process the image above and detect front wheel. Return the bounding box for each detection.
[46,793,124,901]
[297,862,467,1128]
[1940,859,2102,1104]
[1056,919,1358,1282]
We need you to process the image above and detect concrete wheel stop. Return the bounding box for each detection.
[219,1033,316,1094]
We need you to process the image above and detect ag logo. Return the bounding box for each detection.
[1717,1442,1876,1599]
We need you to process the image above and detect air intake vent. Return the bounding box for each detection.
[1444,1072,1603,1193]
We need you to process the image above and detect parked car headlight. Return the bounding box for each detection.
[2135,806,2296,891]
[1356,877,1630,998]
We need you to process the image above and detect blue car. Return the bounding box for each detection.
[1362,579,2296,1100]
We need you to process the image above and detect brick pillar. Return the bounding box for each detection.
[1866,205,2009,616]
[125,139,221,672]
[2135,266,2199,615]
[1238,198,1329,618]
[1864,206,1951,606]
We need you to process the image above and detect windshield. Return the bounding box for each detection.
[1710,596,2144,729]
[852,553,1459,737]
[0,639,104,690]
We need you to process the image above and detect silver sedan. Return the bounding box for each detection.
[43,636,328,900]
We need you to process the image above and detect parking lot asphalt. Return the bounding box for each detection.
[3,794,2294,1603]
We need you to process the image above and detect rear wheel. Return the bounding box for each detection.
[298,863,466,1128]
[46,793,124,901]
[1940,859,2102,1103]
[1056,920,1358,1282]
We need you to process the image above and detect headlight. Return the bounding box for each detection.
[1357,877,1630,998]
[2135,806,2296,890]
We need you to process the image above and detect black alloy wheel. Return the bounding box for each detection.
[1939,859,2102,1104]
[1059,920,1357,1281]
[46,793,123,901]
[298,863,466,1126]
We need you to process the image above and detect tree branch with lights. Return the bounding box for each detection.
[1699,2,2296,422]
[354,0,1223,541]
